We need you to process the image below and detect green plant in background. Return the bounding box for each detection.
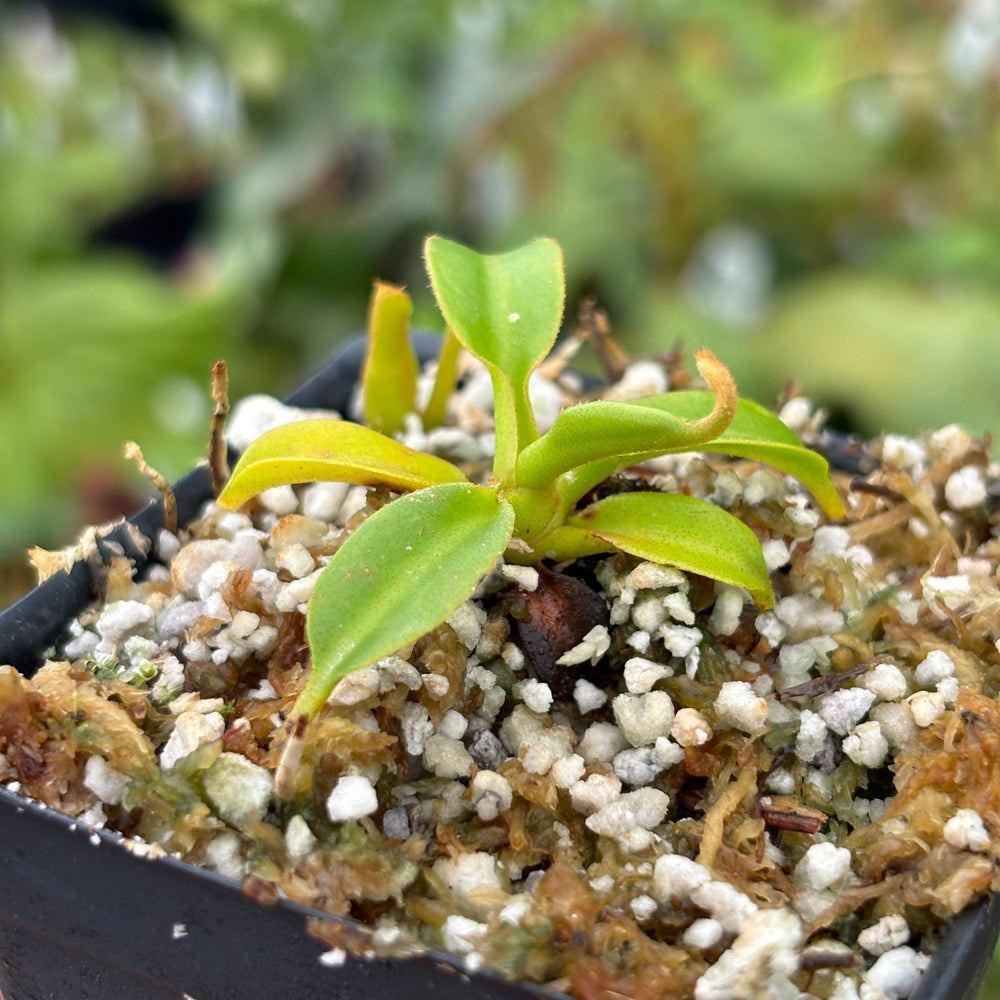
[0,10,252,576]
[218,236,844,733]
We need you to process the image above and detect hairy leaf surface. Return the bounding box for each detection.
[568,491,775,607]
[523,392,844,519]
[515,396,732,492]
[425,235,564,481]
[296,482,514,718]
[630,392,845,517]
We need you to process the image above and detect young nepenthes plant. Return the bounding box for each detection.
[217,236,845,796]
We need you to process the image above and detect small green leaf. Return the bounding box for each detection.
[425,235,565,483]
[362,281,418,436]
[516,348,737,494]
[516,397,727,492]
[523,393,844,521]
[294,482,514,719]
[568,491,775,607]
[630,392,846,518]
[217,419,466,510]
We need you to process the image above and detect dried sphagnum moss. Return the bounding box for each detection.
[2,364,1000,1000]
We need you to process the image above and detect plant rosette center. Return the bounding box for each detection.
[216,236,844,734]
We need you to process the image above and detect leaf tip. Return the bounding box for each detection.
[694,348,737,423]
[214,477,245,511]
[422,233,446,267]
[754,582,777,610]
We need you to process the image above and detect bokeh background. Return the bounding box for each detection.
[2,1,999,583]
[1,0,1000,992]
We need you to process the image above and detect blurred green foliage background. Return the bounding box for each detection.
[1,0,999,612]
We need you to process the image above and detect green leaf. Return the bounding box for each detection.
[362,281,418,436]
[503,522,615,565]
[424,235,565,483]
[516,348,738,495]
[521,393,844,521]
[568,492,775,608]
[630,392,846,518]
[295,482,515,719]
[216,419,466,510]
[516,397,727,492]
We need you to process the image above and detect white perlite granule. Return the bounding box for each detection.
[442,914,488,956]
[689,880,759,935]
[670,707,712,747]
[944,464,986,509]
[325,774,378,822]
[914,649,955,688]
[714,681,769,734]
[653,854,712,901]
[423,734,474,779]
[694,908,802,1000]
[817,688,876,736]
[860,946,929,999]
[707,586,745,636]
[159,710,226,770]
[569,771,622,817]
[623,656,673,695]
[795,709,829,763]
[943,808,991,852]
[584,787,669,839]
[285,814,318,860]
[858,662,908,702]
[556,625,611,666]
[202,753,274,826]
[96,600,155,644]
[573,678,608,714]
[515,678,553,713]
[683,918,725,950]
[842,721,889,769]
[612,691,676,747]
[795,841,852,891]
[83,755,129,805]
[433,852,505,904]
[858,914,910,956]
[907,690,946,727]
[470,770,513,821]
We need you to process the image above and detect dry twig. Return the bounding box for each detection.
[124,441,176,534]
[209,359,230,497]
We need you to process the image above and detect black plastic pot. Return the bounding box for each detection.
[1,338,998,1000]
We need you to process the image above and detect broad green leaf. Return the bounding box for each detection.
[217,419,466,510]
[567,491,775,608]
[362,281,417,436]
[425,235,565,483]
[295,482,515,719]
